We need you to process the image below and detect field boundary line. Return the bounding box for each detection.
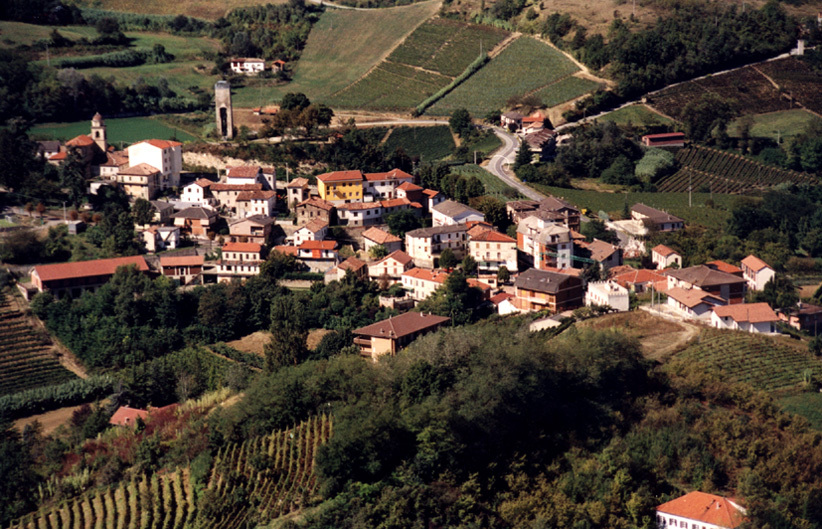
[379,128,394,145]
[532,35,613,88]
[750,65,781,91]
[521,72,576,98]
[641,103,677,122]
[488,32,519,59]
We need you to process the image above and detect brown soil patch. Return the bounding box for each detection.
[307,328,334,351]
[800,284,820,299]
[578,310,697,360]
[225,331,273,356]
[15,404,87,435]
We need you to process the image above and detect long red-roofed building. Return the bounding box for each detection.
[31,256,150,299]
[656,492,746,529]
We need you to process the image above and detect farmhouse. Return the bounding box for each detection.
[652,244,682,269]
[362,227,403,255]
[631,204,684,232]
[230,58,266,75]
[353,311,450,361]
[431,200,485,226]
[642,132,686,148]
[667,265,747,304]
[159,255,203,285]
[656,491,746,529]
[513,268,584,313]
[369,250,415,283]
[740,254,775,291]
[711,302,779,334]
[31,256,150,299]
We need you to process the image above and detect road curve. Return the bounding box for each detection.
[486,127,546,201]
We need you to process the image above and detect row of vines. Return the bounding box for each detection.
[6,415,334,529]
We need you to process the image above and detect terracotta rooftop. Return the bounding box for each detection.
[299,240,337,250]
[380,198,411,208]
[222,242,262,253]
[286,177,309,188]
[375,250,413,266]
[159,255,204,267]
[317,170,363,182]
[666,287,725,309]
[353,311,450,339]
[656,492,745,529]
[707,260,743,275]
[741,255,772,272]
[614,269,667,288]
[363,168,413,181]
[120,163,160,176]
[490,292,515,305]
[362,227,401,245]
[301,218,329,233]
[397,182,423,192]
[338,256,367,272]
[470,229,515,243]
[273,245,299,256]
[226,166,262,178]
[34,256,148,282]
[236,190,276,201]
[132,139,182,149]
[67,134,95,147]
[402,268,448,283]
[109,406,149,427]
[713,302,778,323]
[467,278,493,292]
[422,189,440,197]
[297,197,335,211]
[652,244,678,257]
[339,201,382,211]
[191,178,214,188]
[668,265,747,287]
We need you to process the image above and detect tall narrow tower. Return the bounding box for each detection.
[90,112,107,152]
[215,81,234,140]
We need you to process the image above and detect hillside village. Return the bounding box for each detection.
[2,0,822,528]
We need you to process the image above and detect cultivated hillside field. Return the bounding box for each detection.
[72,0,286,19]
[426,36,583,116]
[231,0,440,107]
[325,18,509,110]
[30,117,199,144]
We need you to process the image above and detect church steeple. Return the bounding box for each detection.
[91,112,107,152]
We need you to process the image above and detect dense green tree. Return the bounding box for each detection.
[384,209,422,238]
[680,94,735,142]
[439,248,457,269]
[131,198,154,225]
[449,108,473,138]
[461,255,478,277]
[497,266,510,284]
[0,424,38,526]
[473,196,508,231]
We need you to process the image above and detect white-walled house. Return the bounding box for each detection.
[740,255,775,291]
[142,226,180,253]
[236,190,277,217]
[666,287,725,319]
[369,250,415,283]
[127,139,182,189]
[218,241,264,281]
[402,268,449,301]
[230,58,266,75]
[711,303,779,334]
[468,229,518,273]
[652,244,682,270]
[292,219,329,246]
[180,179,216,208]
[585,281,630,312]
[431,200,485,226]
[656,491,746,529]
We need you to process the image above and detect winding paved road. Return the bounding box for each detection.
[487,127,546,201]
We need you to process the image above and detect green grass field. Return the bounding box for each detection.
[30,116,198,144]
[530,76,602,108]
[450,164,519,199]
[231,1,440,107]
[427,37,581,116]
[383,125,455,161]
[779,392,822,430]
[729,109,822,142]
[596,104,674,127]
[529,184,741,229]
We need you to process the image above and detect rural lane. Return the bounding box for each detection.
[486,127,546,201]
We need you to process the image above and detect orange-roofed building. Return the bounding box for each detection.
[651,244,682,270]
[711,302,779,334]
[31,256,150,299]
[740,254,775,291]
[159,254,203,285]
[468,229,518,273]
[656,492,746,529]
[706,260,743,277]
[369,250,415,283]
[218,242,264,281]
[613,268,668,293]
[127,139,182,189]
[363,168,414,200]
[402,268,449,301]
[109,406,149,428]
[362,227,403,255]
[297,240,339,271]
[317,170,364,203]
[666,287,726,319]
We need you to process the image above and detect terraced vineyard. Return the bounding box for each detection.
[0,289,76,396]
[7,415,333,529]
[671,329,822,393]
[656,144,817,193]
[427,36,582,116]
[326,18,509,110]
[757,57,822,115]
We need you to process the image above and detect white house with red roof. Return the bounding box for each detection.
[291,219,329,246]
[337,201,383,226]
[218,241,264,281]
[740,255,775,291]
[369,250,415,283]
[652,244,682,270]
[226,165,271,188]
[30,256,150,299]
[127,139,182,189]
[711,302,779,334]
[468,229,518,273]
[363,168,414,200]
[667,287,726,319]
[656,491,746,529]
[401,268,449,301]
[362,227,403,255]
[613,268,668,293]
[181,179,216,208]
[297,240,339,272]
[237,190,277,218]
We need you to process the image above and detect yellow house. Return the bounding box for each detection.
[317,170,364,203]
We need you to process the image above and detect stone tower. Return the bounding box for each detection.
[90,112,107,152]
[215,81,234,140]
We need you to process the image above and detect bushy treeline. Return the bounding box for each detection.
[79,9,210,34]
[204,318,822,529]
[0,0,82,25]
[54,45,173,69]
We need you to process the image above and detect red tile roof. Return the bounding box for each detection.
[297,197,335,211]
[470,229,516,243]
[274,245,299,256]
[160,255,204,267]
[300,240,337,250]
[707,260,743,275]
[467,278,493,291]
[397,182,423,191]
[120,163,160,176]
[226,166,261,178]
[222,242,262,253]
[109,406,149,427]
[656,492,746,529]
[353,311,449,339]
[375,250,414,266]
[741,255,771,272]
[301,218,329,233]
[338,256,367,272]
[317,170,363,182]
[667,287,725,309]
[192,178,214,188]
[614,269,667,288]
[422,189,440,197]
[338,201,381,211]
[713,302,778,323]
[133,139,182,149]
[363,168,413,181]
[236,190,276,201]
[67,134,95,147]
[380,198,410,208]
[652,244,678,257]
[49,151,67,161]
[362,227,402,244]
[402,268,448,283]
[210,183,263,192]
[286,177,309,188]
[490,292,514,305]
[34,256,149,282]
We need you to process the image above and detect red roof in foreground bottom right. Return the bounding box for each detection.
[657,492,746,529]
